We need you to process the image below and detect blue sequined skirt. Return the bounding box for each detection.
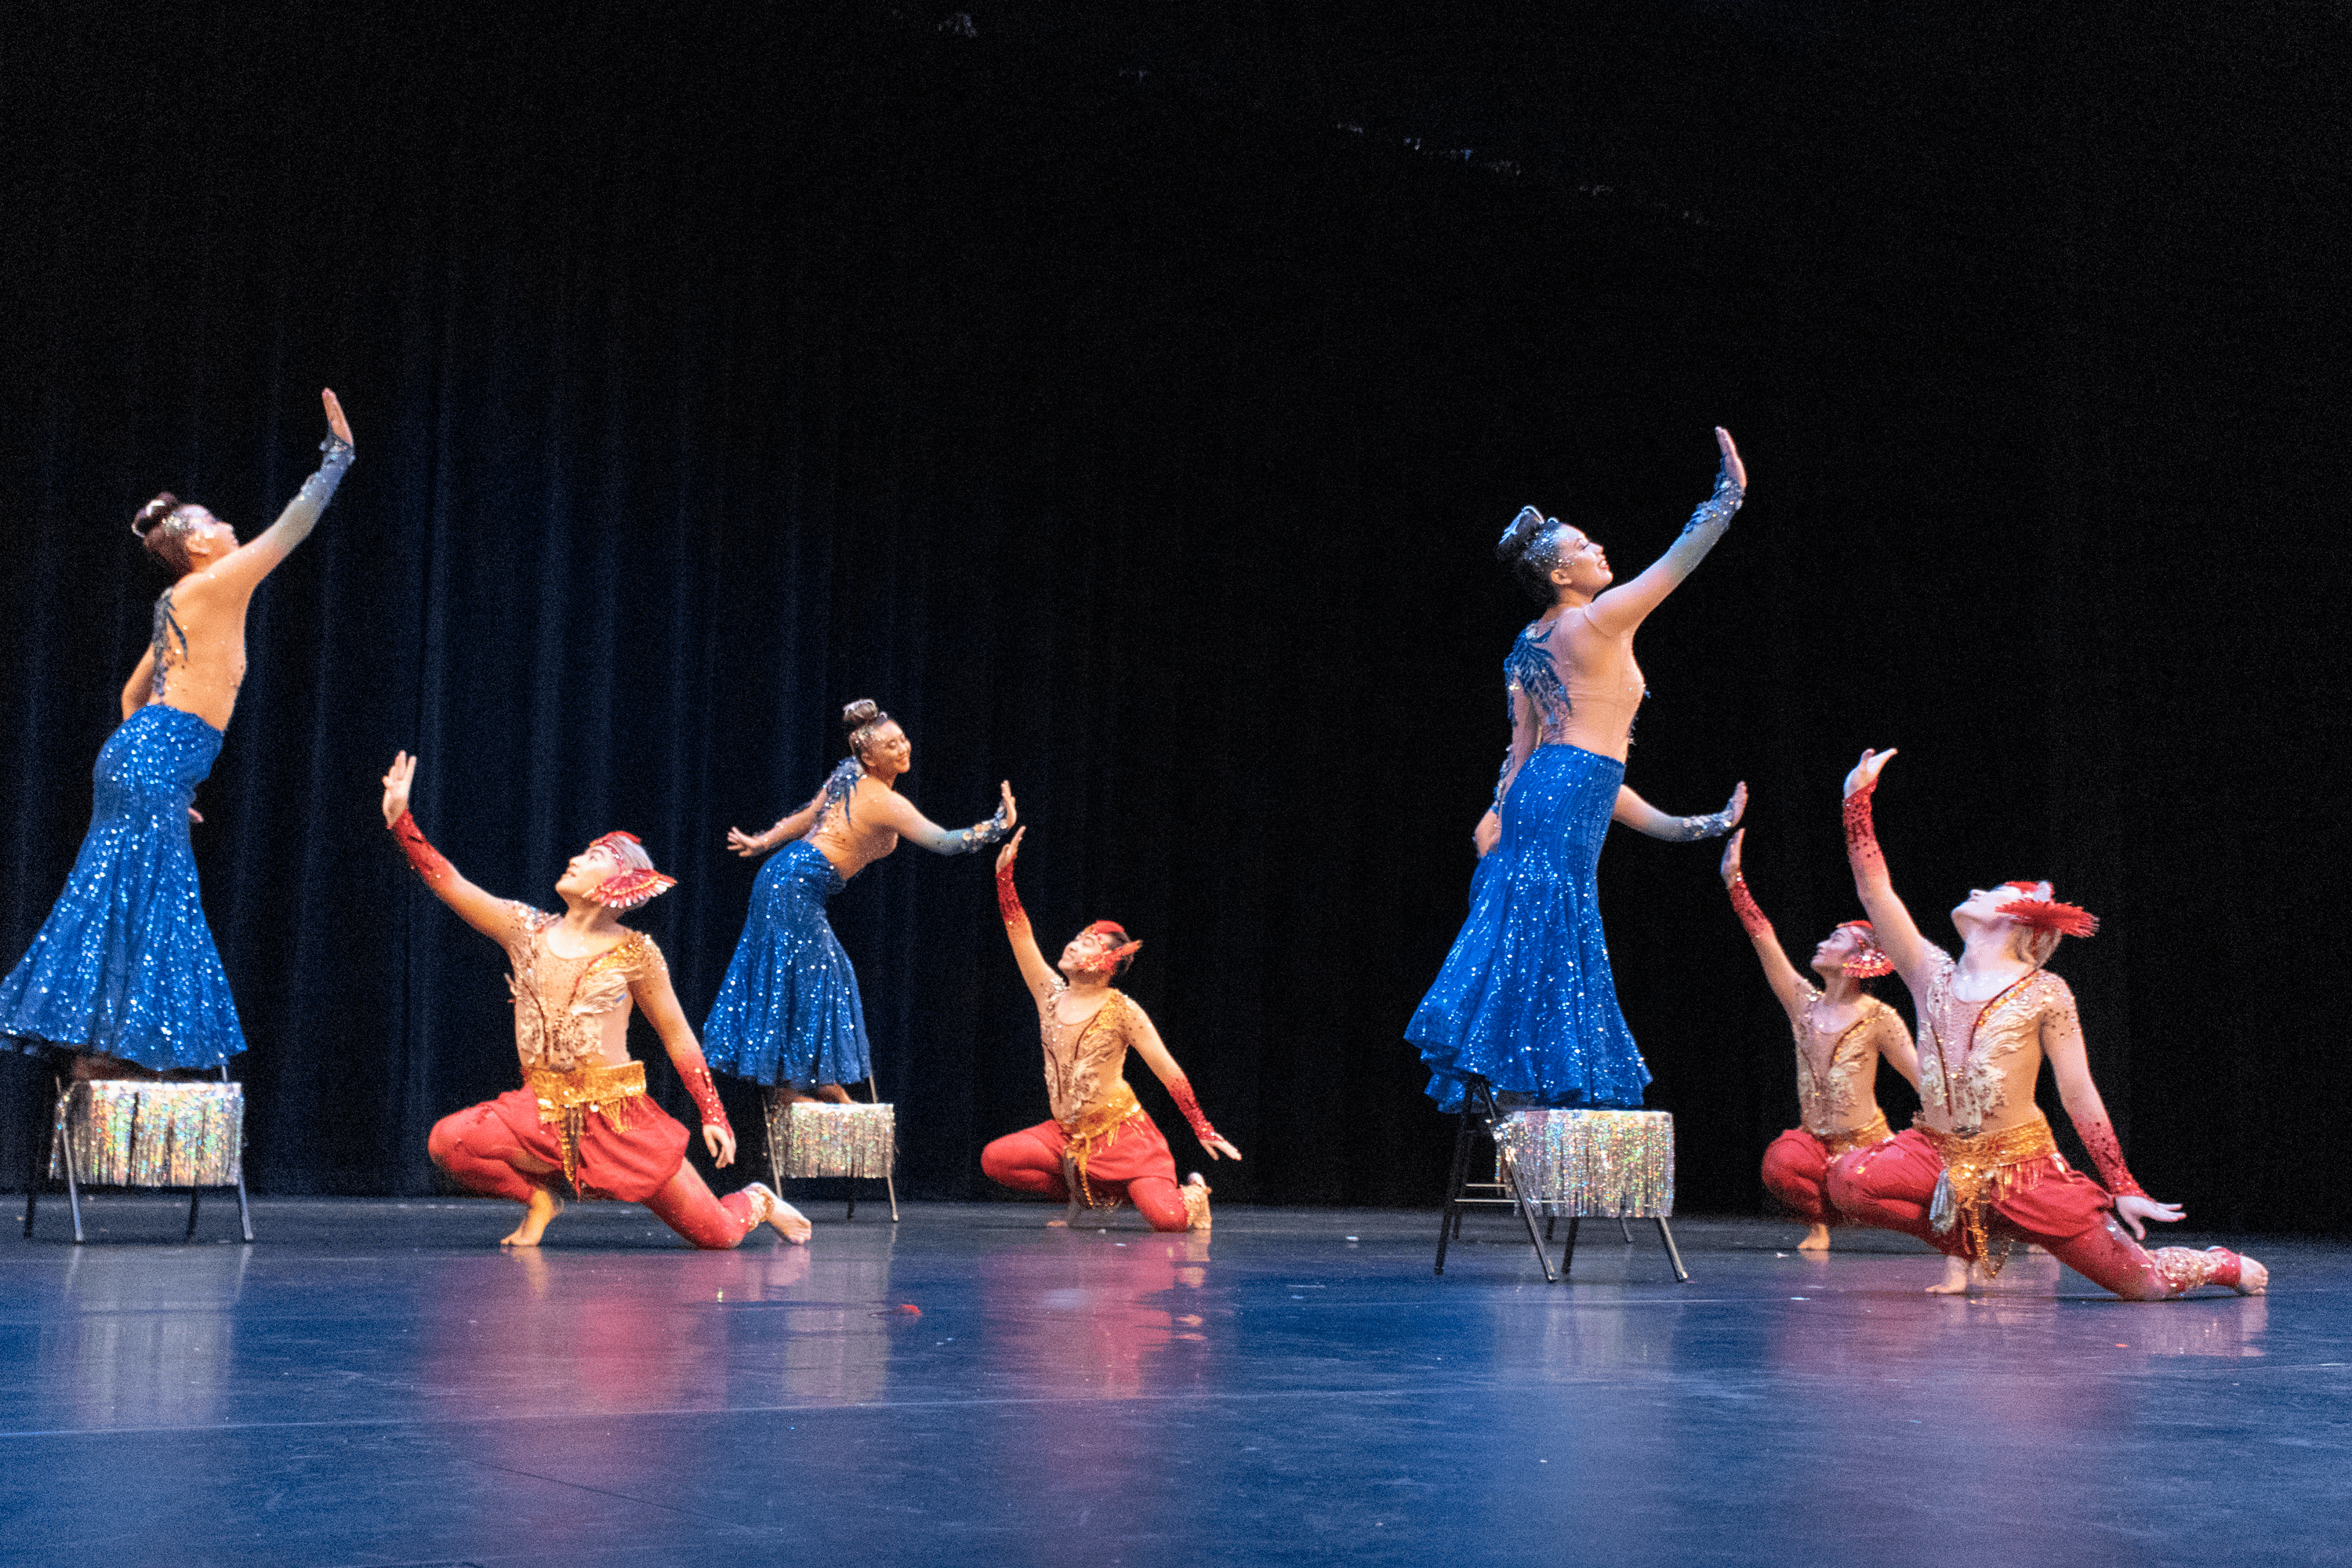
[701,840,872,1089]
[1406,744,1649,1113]
[0,704,245,1069]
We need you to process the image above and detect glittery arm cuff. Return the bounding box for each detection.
[1842,780,1886,878]
[681,1059,732,1135]
[390,809,456,892]
[996,862,1029,928]
[2076,1117,2146,1199]
[1727,875,1773,941]
[299,434,355,507]
[944,802,1013,855]
[1651,802,1742,842]
[1166,1076,1221,1146]
[1684,466,1744,535]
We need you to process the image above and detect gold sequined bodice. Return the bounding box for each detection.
[1038,985,1136,1127]
[1918,952,2073,1136]
[501,906,664,1073]
[1792,993,1901,1137]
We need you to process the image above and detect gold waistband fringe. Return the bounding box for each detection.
[1809,1107,1893,1158]
[526,1059,648,1191]
[1917,1111,2060,1276]
[1059,1083,1146,1210]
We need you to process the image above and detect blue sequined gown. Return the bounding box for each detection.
[1406,625,1650,1113]
[701,840,872,1089]
[0,704,245,1069]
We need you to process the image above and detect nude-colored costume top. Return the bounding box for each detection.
[1789,991,1908,1138]
[1504,612,1648,760]
[1915,949,2080,1137]
[1036,983,1143,1127]
[493,903,668,1074]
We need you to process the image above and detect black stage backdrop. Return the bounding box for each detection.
[2,4,2344,1227]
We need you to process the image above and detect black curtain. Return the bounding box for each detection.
[3,2,2343,1227]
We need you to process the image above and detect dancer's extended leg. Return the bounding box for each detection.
[1124,1174,1191,1233]
[429,1103,568,1245]
[641,1163,811,1247]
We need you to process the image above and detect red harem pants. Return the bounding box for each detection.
[981,1111,1190,1232]
[1826,1129,2242,1300]
[1761,1113,1895,1225]
[429,1087,761,1250]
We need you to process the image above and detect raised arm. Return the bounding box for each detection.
[2039,985,2180,1237]
[1123,1000,1242,1162]
[380,751,522,942]
[631,948,738,1167]
[120,645,158,722]
[1584,427,1745,639]
[1839,749,1935,988]
[869,779,1018,856]
[1614,780,1745,841]
[1719,829,1811,1019]
[183,390,354,607]
[726,788,825,858]
[993,829,1058,1005]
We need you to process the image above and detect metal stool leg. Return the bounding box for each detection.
[1559,1216,1581,1277]
[1656,1216,1691,1283]
[1433,1105,1479,1276]
[1497,1146,1556,1283]
[58,1086,85,1245]
[186,1187,201,1240]
[24,1073,59,1238]
[869,1077,899,1222]
[1618,1216,1635,1243]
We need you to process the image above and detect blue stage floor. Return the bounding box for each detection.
[0,1198,2339,1566]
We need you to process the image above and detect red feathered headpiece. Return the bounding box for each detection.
[586,830,677,911]
[1073,919,1143,973]
[1835,920,1894,978]
[1999,880,2097,938]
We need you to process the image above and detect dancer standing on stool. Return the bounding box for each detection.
[1,390,354,1073]
[1409,428,1750,1112]
[980,829,1237,1231]
[1826,748,2263,1297]
[382,753,808,1249]
[705,699,1014,1101]
[1719,825,1918,1250]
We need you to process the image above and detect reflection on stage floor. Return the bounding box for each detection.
[0,1200,2336,1566]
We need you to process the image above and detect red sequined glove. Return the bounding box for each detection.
[1842,779,1886,877]
[2076,1118,2146,1199]
[1166,1076,1221,1146]
[1727,875,1772,941]
[681,1059,731,1135]
[390,809,456,891]
[996,862,1028,928]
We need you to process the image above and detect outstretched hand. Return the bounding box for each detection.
[381,750,416,828]
[702,1123,738,1168]
[997,780,1018,829]
[1715,426,1746,491]
[996,824,1025,873]
[1843,747,1896,800]
[2113,1192,2183,1240]
[1720,827,1744,887]
[322,387,354,448]
[725,826,768,858]
[1719,780,1748,833]
[1200,1135,1243,1162]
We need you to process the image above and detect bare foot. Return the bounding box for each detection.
[745,1181,812,1244]
[499,1187,564,1247]
[2229,1250,2268,1295]
[1183,1172,1213,1232]
[1926,1254,1973,1294]
[1797,1224,1831,1252]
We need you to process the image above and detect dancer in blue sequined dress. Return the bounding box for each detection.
[704,699,1015,1098]
[0,390,355,1072]
[1408,427,1749,1112]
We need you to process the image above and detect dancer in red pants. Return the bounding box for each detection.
[980,829,1239,1231]
[1720,825,1918,1250]
[1824,749,2263,1298]
[382,752,810,1248]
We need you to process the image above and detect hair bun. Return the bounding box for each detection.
[132,492,180,538]
[841,699,883,733]
[1496,505,1548,562]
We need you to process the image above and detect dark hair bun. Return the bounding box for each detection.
[841,699,884,733]
[1496,505,1548,563]
[132,492,180,538]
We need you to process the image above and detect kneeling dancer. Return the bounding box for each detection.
[383,752,809,1248]
[1827,749,2262,1297]
[980,829,1239,1231]
[1720,825,1918,1250]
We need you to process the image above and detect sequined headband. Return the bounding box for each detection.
[1075,919,1142,971]
[586,830,677,911]
[1834,920,1894,978]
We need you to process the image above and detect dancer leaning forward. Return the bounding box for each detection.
[382,753,809,1248]
[1827,748,2263,1298]
[980,829,1239,1231]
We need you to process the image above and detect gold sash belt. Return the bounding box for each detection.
[1060,1082,1146,1210]
[1809,1108,1893,1160]
[1918,1111,2060,1276]
[526,1059,647,1191]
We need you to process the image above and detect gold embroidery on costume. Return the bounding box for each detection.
[1919,1112,2062,1276]
[1815,1108,1893,1160]
[525,1059,650,1190]
[1058,1081,1147,1210]
[1918,953,2063,1134]
[1038,985,1132,1126]
[1793,993,1895,1138]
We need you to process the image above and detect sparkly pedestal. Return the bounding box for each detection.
[1493,1108,1675,1218]
[51,1080,245,1188]
[762,1095,898,1221]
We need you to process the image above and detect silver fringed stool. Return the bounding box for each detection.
[764,1081,898,1221]
[1499,1106,1688,1283]
[24,1067,253,1244]
[1434,1076,1558,1281]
